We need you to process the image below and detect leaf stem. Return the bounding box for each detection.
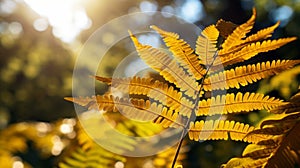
[171,52,218,168]
[171,129,187,168]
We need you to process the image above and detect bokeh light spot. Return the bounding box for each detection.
[33,18,48,32]
[51,135,64,156]
[60,123,73,134]
[0,0,17,15]
[270,5,294,26]
[8,22,23,35]
[161,6,175,18]
[114,161,125,168]
[12,161,24,168]
[178,0,205,23]
[140,1,158,13]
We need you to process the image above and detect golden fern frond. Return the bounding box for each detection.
[64,96,98,110]
[239,91,300,167]
[242,144,275,159]
[256,137,281,146]
[290,89,300,101]
[243,149,273,161]
[218,21,280,57]
[188,120,267,143]
[244,21,280,43]
[203,60,300,91]
[221,157,269,168]
[151,25,206,80]
[220,8,256,52]
[271,103,300,114]
[260,112,300,129]
[215,19,237,38]
[129,31,200,97]
[95,76,193,116]
[195,25,220,66]
[197,92,283,116]
[247,124,294,136]
[66,95,183,128]
[64,8,300,168]
[271,91,300,114]
[263,122,300,168]
[65,95,114,111]
[94,76,112,84]
[216,37,297,67]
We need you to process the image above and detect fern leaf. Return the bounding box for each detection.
[94,76,112,84]
[68,95,184,128]
[188,120,265,143]
[220,8,256,52]
[203,60,300,91]
[247,123,294,137]
[196,25,220,66]
[119,98,180,126]
[271,103,300,114]
[216,37,297,67]
[263,122,300,168]
[218,21,280,57]
[264,148,298,168]
[197,92,283,116]
[64,96,100,110]
[256,137,281,146]
[290,90,300,101]
[95,76,193,116]
[244,21,280,43]
[188,120,229,141]
[151,25,206,80]
[216,19,238,38]
[221,157,268,168]
[243,145,275,159]
[260,112,300,128]
[129,31,200,97]
[271,92,300,113]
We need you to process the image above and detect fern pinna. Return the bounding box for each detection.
[222,89,300,168]
[66,8,300,167]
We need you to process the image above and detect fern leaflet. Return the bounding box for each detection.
[197,92,283,116]
[151,25,206,80]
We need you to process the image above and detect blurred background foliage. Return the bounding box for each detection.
[0,0,300,167]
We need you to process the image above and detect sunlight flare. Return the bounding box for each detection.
[24,0,92,43]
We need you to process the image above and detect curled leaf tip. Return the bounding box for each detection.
[94,76,112,84]
[64,97,74,102]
